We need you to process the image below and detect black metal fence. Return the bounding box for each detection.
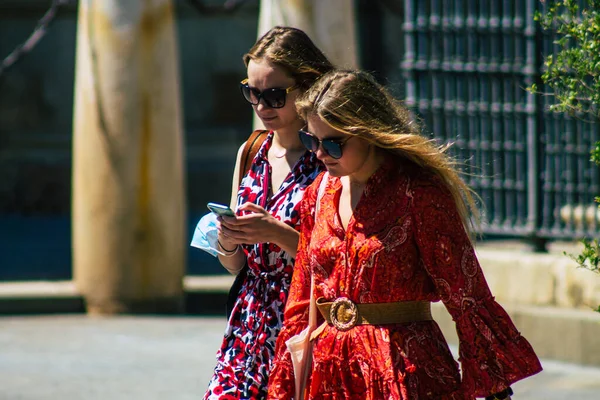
[400,0,600,249]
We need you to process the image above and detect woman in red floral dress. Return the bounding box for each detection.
[203,27,334,399]
[267,70,542,400]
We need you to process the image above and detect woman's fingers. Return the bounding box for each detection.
[219,211,265,228]
[220,224,246,243]
[219,202,279,244]
[238,202,267,214]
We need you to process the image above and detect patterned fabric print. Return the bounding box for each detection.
[267,156,542,400]
[204,132,324,400]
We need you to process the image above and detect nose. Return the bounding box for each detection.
[255,99,269,112]
[315,144,328,160]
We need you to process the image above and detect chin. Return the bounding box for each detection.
[259,117,279,129]
[324,166,344,176]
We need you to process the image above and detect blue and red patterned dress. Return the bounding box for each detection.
[203,132,324,400]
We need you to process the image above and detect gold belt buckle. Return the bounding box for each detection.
[329,297,358,331]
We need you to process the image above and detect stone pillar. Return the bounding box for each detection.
[253,0,358,129]
[257,0,358,68]
[72,0,186,314]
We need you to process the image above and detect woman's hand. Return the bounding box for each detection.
[218,202,281,245]
[217,202,301,256]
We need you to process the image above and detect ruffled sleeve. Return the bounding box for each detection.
[267,172,322,400]
[411,175,542,397]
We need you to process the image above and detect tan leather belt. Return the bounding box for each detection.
[315,297,432,331]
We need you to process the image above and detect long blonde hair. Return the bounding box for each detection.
[296,70,480,235]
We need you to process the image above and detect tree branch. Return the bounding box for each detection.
[0,0,75,77]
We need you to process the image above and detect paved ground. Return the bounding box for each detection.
[1,315,600,400]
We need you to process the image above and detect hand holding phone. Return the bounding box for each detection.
[207,202,236,217]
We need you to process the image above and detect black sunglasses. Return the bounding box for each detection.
[240,79,298,109]
[298,129,352,159]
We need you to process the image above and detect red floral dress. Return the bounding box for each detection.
[267,156,542,400]
[203,132,324,400]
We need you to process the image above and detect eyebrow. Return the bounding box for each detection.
[323,136,347,141]
[248,84,287,89]
[244,80,295,91]
[310,133,349,142]
[303,126,348,142]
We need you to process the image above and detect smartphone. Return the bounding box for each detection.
[207,202,236,217]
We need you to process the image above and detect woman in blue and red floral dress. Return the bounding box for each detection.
[203,27,334,399]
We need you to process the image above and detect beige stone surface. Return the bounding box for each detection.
[476,244,600,311]
[477,249,556,305]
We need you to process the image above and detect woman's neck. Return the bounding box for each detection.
[348,146,386,186]
[272,121,305,151]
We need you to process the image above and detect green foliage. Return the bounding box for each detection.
[529,0,600,118]
[565,238,600,311]
[592,140,600,165]
[534,1,600,312]
[565,239,600,272]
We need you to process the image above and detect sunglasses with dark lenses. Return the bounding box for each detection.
[298,129,352,159]
[240,79,298,109]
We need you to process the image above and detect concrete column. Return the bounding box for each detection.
[253,0,358,130]
[257,0,358,69]
[72,0,186,314]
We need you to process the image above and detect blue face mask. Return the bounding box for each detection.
[190,212,225,257]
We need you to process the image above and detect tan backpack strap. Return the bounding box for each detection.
[238,129,269,186]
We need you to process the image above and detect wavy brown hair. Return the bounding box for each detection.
[296,69,481,236]
[243,26,335,91]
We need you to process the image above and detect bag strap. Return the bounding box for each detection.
[308,172,329,331]
[315,172,328,216]
[238,129,269,186]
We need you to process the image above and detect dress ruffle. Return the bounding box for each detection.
[455,296,542,397]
